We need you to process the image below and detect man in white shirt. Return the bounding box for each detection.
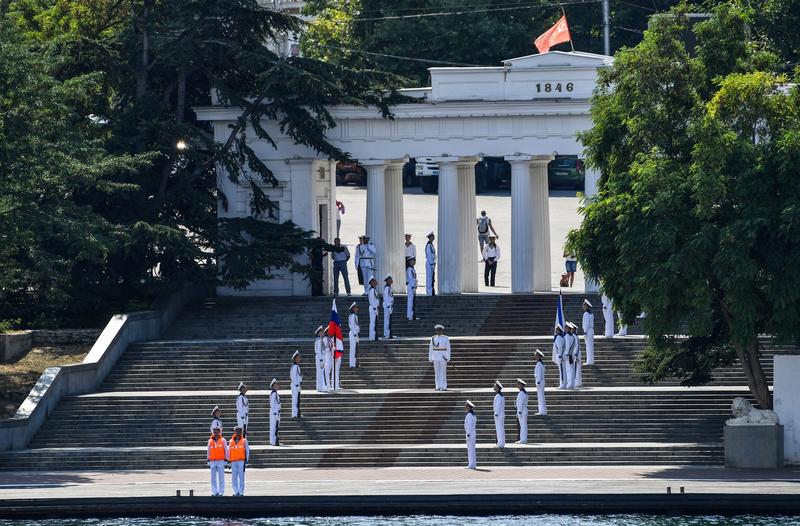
[534,350,547,415]
[404,233,416,261]
[290,350,302,418]
[493,381,505,448]
[269,378,281,446]
[406,258,417,321]
[428,324,451,391]
[515,379,529,444]
[322,327,335,391]
[477,210,499,252]
[367,276,379,340]
[314,325,327,392]
[356,235,377,295]
[424,232,436,296]
[552,324,567,389]
[464,400,477,469]
[583,299,596,365]
[348,302,360,367]
[382,275,394,339]
[210,405,223,435]
[482,235,500,287]
[566,322,582,388]
[601,293,614,338]
[236,382,249,437]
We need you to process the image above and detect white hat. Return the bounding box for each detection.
[535,349,545,358]
[270,378,278,388]
[368,275,376,282]
[494,380,503,389]
[349,301,358,310]
[465,400,475,408]
[516,378,527,386]
[384,275,392,281]
[566,321,576,329]
[583,299,593,308]
[427,231,435,237]
[555,323,564,331]
[404,233,412,236]
[238,382,247,391]
[315,325,325,334]
[434,324,444,330]
[211,405,220,416]
[361,234,369,239]
[292,350,300,360]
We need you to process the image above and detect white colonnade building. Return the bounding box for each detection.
[195,51,611,296]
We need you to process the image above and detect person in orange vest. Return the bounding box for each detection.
[229,426,250,496]
[207,425,229,496]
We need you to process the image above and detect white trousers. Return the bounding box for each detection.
[466,437,477,469]
[334,356,342,390]
[495,416,505,447]
[406,285,415,319]
[383,305,393,338]
[566,356,576,389]
[556,361,566,388]
[270,414,280,445]
[574,351,582,388]
[323,353,333,391]
[433,360,448,390]
[369,307,377,340]
[584,330,595,364]
[426,262,435,295]
[360,264,374,294]
[209,460,225,495]
[517,411,528,443]
[603,308,614,337]
[231,460,245,495]
[236,414,248,431]
[349,332,358,367]
[536,383,547,415]
[316,358,327,391]
[291,385,300,417]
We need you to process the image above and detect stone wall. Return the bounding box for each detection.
[31,329,102,346]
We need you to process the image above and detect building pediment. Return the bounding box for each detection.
[502,50,613,69]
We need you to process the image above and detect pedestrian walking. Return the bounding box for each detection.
[290,350,302,418]
[356,235,377,295]
[429,324,451,391]
[582,299,595,365]
[534,350,547,416]
[406,257,417,320]
[348,302,360,367]
[425,232,436,296]
[330,238,351,296]
[382,275,394,339]
[493,381,505,448]
[464,400,477,469]
[367,276,379,340]
[207,425,229,496]
[482,236,500,287]
[236,382,249,437]
[477,210,499,252]
[269,378,281,446]
[563,250,577,287]
[228,426,250,496]
[515,379,528,444]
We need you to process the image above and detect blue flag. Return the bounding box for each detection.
[554,292,564,339]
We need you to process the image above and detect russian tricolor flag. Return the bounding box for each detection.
[328,299,344,357]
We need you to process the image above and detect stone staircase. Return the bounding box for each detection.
[0,293,793,471]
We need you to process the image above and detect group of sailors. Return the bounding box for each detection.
[354,232,437,302]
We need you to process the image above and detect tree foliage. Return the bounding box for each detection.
[568,3,799,408]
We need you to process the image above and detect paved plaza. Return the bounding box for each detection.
[336,185,586,293]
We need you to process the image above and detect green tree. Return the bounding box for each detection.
[568,4,799,409]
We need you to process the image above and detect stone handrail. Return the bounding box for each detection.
[0,284,210,451]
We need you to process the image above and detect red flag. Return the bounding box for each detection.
[534,15,571,54]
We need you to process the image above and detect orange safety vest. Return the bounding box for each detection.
[229,437,248,462]
[208,436,226,461]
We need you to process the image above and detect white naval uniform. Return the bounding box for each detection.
[269,388,281,446]
[515,389,529,443]
[405,242,416,261]
[357,243,377,294]
[552,334,567,388]
[322,336,335,391]
[236,393,249,432]
[229,437,250,496]
[207,437,229,496]
[210,417,223,434]
[425,241,436,296]
[428,334,451,390]
[465,410,477,469]
[368,285,379,340]
[602,294,614,338]
[564,332,577,389]
[290,362,302,417]
[314,336,327,392]
[535,361,547,415]
[572,332,582,388]
[493,392,505,448]
[583,310,595,364]
[348,311,359,367]
[406,266,417,320]
[382,284,394,338]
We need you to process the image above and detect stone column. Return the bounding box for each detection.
[384,161,406,293]
[363,160,388,284]
[531,156,554,292]
[507,156,534,293]
[435,158,461,293]
[458,158,479,293]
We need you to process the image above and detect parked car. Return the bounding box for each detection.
[417,157,510,194]
[548,156,585,190]
[416,158,440,193]
[335,161,367,186]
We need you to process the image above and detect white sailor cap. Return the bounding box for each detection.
[270,378,278,388]
[211,405,220,416]
[566,321,576,329]
[292,350,300,359]
[368,275,377,282]
[516,378,527,386]
[349,301,358,310]
[555,323,564,331]
[404,233,412,237]
[238,382,247,391]
[434,324,444,330]
[315,325,325,334]
[358,234,366,239]
[494,380,503,389]
[406,255,416,260]
[384,274,392,281]
[583,299,593,307]
[427,231,435,237]
[535,349,545,358]
[465,400,475,408]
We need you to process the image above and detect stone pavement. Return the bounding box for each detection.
[336,186,586,293]
[1,466,799,500]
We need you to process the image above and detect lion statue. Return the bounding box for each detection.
[726,397,779,426]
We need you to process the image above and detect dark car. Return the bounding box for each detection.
[548,156,585,190]
[335,162,367,186]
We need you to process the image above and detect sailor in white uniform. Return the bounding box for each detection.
[382,275,394,338]
[348,302,360,368]
[314,325,327,392]
[534,350,547,415]
[404,233,416,261]
[367,276,379,340]
[582,299,596,365]
[601,293,614,338]
[567,322,582,388]
[564,322,577,389]
[269,378,281,446]
[552,324,567,389]
[210,405,223,435]
[424,232,436,296]
[356,235,377,295]
[236,382,249,437]
[406,258,417,320]
[493,381,505,448]
[515,379,529,444]
[428,324,451,391]
[464,400,477,469]
[290,350,302,418]
[322,327,335,391]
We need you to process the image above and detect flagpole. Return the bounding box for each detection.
[561,7,575,52]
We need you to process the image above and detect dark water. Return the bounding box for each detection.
[1,516,799,526]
